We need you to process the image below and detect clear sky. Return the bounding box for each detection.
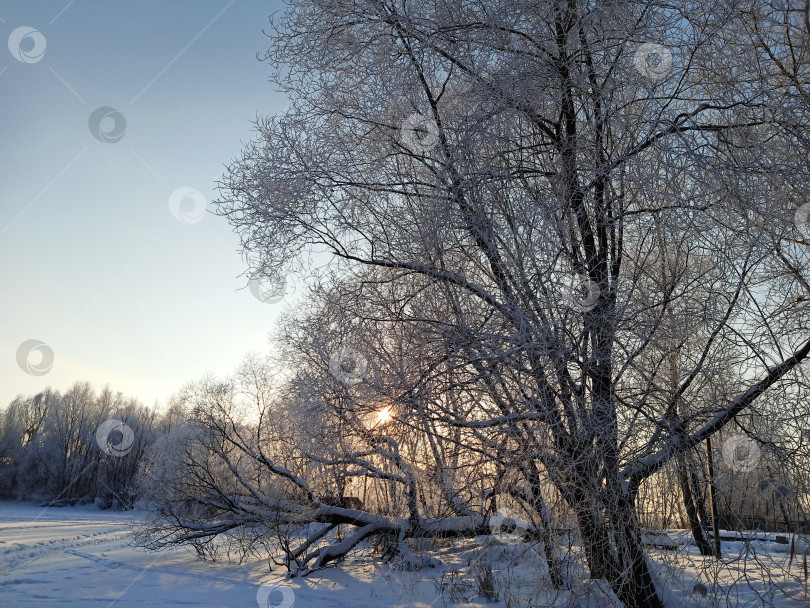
[0,0,290,408]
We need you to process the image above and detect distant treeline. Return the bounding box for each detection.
[0,382,182,509]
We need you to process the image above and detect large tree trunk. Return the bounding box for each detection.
[610,496,666,608]
[567,482,664,608]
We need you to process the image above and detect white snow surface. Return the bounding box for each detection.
[0,502,451,607]
[1,502,809,607]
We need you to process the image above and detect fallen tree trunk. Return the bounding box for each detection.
[135,497,507,575]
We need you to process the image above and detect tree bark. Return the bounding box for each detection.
[676,456,715,556]
[705,437,722,557]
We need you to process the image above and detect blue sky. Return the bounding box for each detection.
[0,0,290,407]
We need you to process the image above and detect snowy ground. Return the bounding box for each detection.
[1,502,808,607]
[0,502,451,607]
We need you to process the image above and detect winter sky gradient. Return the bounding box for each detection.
[1,0,288,407]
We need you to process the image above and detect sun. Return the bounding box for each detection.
[375,406,393,425]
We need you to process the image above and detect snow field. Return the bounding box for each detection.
[1,503,808,607]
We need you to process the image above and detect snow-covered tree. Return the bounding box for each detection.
[0,383,157,508]
[130,2,810,606]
